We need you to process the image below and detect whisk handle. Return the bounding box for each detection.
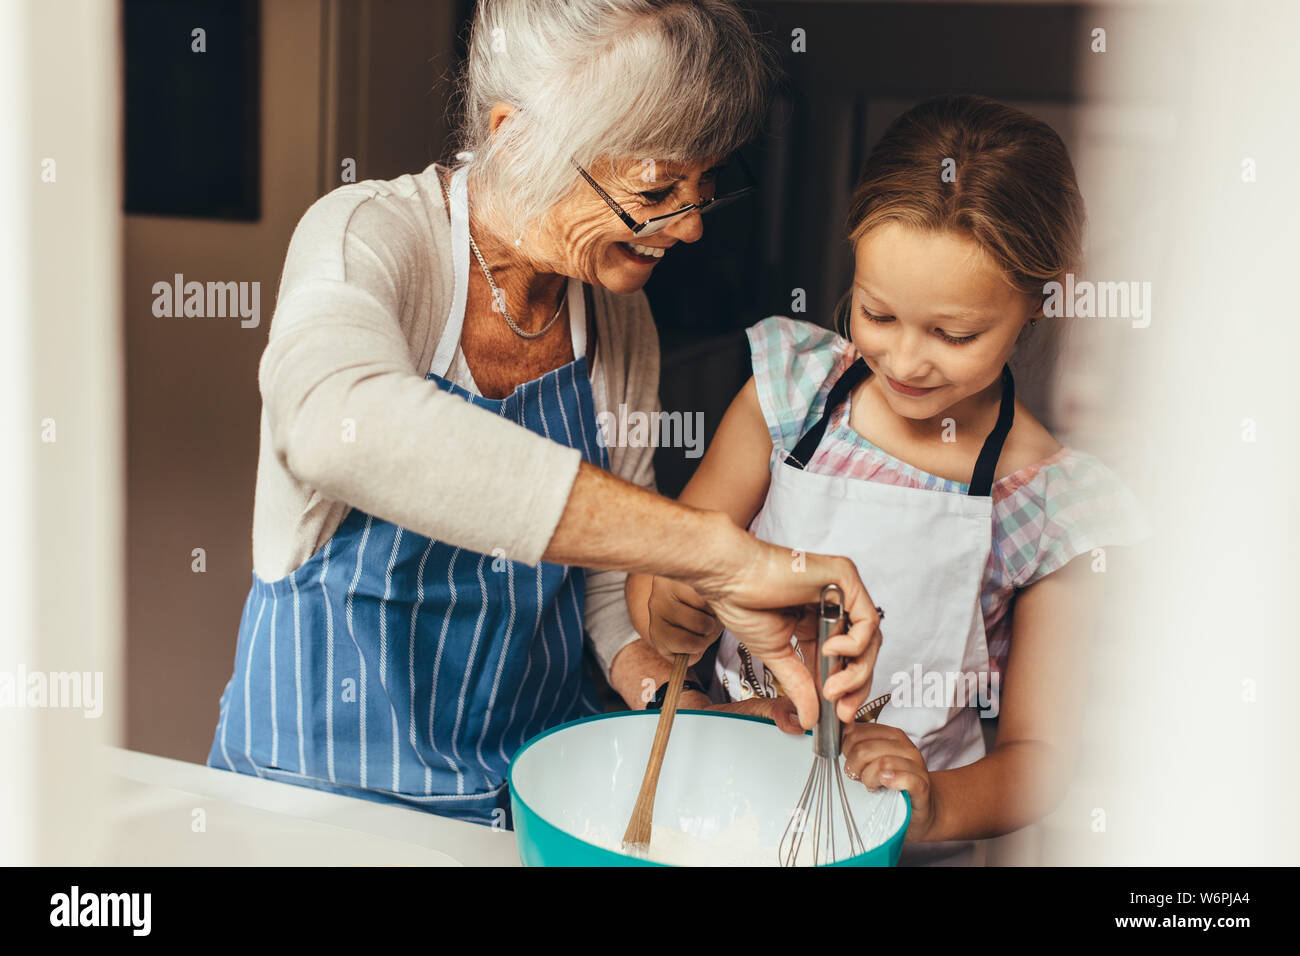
[815,585,845,759]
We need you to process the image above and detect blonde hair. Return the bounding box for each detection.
[835,94,1086,340]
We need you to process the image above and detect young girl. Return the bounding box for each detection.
[625,94,1149,866]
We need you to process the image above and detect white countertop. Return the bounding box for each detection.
[95,747,522,866]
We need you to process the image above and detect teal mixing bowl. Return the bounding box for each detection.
[508,709,910,867]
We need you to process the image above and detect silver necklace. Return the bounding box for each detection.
[442,168,567,340]
[467,230,567,340]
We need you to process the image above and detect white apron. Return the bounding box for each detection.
[714,357,1015,866]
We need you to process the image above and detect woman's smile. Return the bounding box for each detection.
[613,238,672,266]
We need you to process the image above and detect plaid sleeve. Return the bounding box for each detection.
[745,315,853,461]
[1004,450,1154,588]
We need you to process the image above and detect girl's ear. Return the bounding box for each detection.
[1024,275,1058,327]
[1029,273,1061,321]
[1034,268,1075,320]
[832,288,853,339]
[1016,285,1048,346]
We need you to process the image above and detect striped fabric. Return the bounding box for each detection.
[748,315,1151,701]
[207,356,607,826]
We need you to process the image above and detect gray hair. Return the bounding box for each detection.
[446,0,778,244]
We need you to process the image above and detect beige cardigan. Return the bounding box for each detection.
[249,162,661,677]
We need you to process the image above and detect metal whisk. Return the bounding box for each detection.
[778,584,867,866]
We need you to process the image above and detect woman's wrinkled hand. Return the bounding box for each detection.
[688,520,886,731]
[705,695,805,735]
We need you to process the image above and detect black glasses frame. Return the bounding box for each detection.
[569,151,758,236]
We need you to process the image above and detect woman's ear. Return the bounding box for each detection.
[488,101,517,136]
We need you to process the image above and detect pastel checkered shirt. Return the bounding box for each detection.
[747,315,1151,704]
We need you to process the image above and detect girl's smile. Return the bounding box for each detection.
[883,374,943,397]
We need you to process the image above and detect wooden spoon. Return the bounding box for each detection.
[621,652,690,854]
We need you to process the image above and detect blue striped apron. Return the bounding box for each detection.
[207,165,607,826]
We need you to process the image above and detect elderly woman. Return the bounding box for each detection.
[207,0,883,825]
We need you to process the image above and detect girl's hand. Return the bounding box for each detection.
[645,576,723,663]
[841,722,937,842]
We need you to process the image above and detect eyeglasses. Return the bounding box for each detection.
[570,151,757,236]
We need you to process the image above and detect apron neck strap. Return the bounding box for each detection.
[429,165,587,380]
[786,357,1016,498]
[968,365,1015,497]
[787,357,871,469]
[429,165,472,378]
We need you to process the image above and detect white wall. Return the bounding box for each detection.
[0,0,123,865]
[1045,0,1300,864]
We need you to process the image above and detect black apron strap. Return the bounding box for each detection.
[784,358,1016,499]
[787,358,871,469]
[968,365,1015,497]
